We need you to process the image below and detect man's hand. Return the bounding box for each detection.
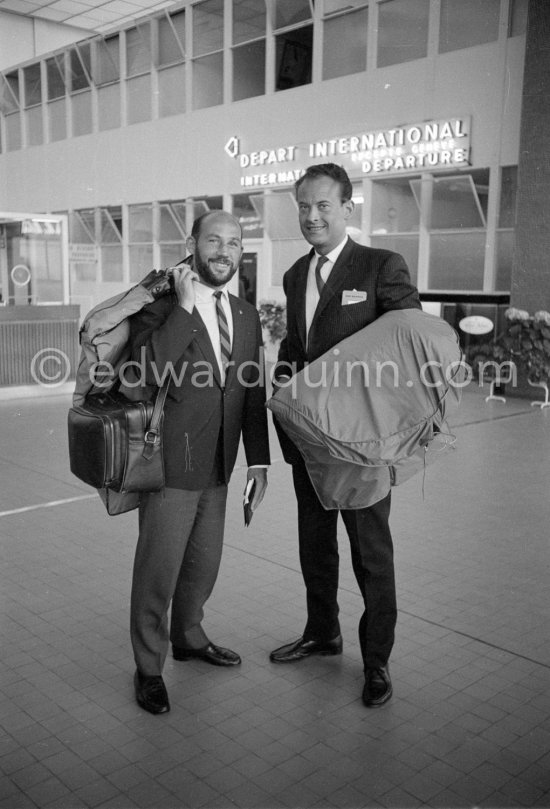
[245,467,268,513]
[139,269,173,299]
[173,265,199,313]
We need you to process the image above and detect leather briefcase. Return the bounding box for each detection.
[68,384,168,494]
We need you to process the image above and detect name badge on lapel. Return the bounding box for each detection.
[342,289,367,306]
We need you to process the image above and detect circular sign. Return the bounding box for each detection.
[11,264,31,287]
[459,315,494,335]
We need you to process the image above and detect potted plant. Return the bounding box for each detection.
[258,300,286,362]
[471,307,550,407]
[522,310,550,408]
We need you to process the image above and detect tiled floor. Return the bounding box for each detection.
[1,383,550,808]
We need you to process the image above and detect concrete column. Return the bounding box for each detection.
[511,0,550,312]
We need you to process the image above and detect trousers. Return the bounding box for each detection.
[130,484,228,676]
[291,458,396,670]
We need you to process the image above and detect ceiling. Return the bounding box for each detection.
[0,0,184,34]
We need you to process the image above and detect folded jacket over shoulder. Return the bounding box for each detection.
[267,309,463,509]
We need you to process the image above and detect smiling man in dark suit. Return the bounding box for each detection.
[270,163,421,707]
[129,211,269,714]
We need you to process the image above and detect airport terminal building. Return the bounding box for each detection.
[0,0,548,382]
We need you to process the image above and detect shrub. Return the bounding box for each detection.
[258,300,286,344]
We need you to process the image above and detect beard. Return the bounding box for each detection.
[194,250,239,288]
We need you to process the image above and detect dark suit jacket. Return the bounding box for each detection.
[275,237,421,463]
[129,292,270,489]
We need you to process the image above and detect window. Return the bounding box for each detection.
[128,204,153,282]
[72,90,93,136]
[69,44,92,137]
[98,82,120,130]
[191,196,223,221]
[377,0,430,67]
[233,41,266,100]
[94,35,120,85]
[372,178,420,234]
[1,71,19,113]
[5,113,22,152]
[22,225,64,303]
[348,185,364,242]
[193,53,223,108]
[158,10,185,66]
[412,174,487,230]
[24,63,43,147]
[159,201,187,267]
[126,24,151,77]
[127,74,151,123]
[193,0,224,55]
[232,193,263,238]
[46,55,66,142]
[370,177,420,286]
[126,24,152,124]
[24,63,41,108]
[273,0,313,92]
[323,5,368,80]
[429,232,486,290]
[258,190,302,284]
[414,170,489,291]
[233,0,265,45]
[69,44,91,92]
[46,55,66,100]
[158,13,186,117]
[276,26,313,91]
[71,208,96,243]
[99,206,123,282]
[70,209,97,282]
[94,35,120,131]
[439,0,500,54]
[273,0,312,29]
[159,65,186,116]
[193,0,224,109]
[233,0,266,101]
[1,72,21,151]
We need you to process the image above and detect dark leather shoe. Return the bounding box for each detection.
[270,635,343,663]
[172,642,241,667]
[134,670,170,714]
[362,666,392,708]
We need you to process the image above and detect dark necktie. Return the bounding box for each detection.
[214,291,231,375]
[315,255,329,296]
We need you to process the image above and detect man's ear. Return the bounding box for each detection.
[343,199,355,220]
[186,235,196,255]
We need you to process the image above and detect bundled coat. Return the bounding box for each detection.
[268,308,463,509]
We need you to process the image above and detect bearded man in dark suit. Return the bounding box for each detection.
[270,164,421,707]
[129,211,270,714]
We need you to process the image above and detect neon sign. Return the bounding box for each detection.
[226,117,471,187]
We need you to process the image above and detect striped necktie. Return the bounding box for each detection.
[214,291,231,376]
[315,255,329,296]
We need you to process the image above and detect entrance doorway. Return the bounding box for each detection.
[239,251,257,306]
[0,212,69,305]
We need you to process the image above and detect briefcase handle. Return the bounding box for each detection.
[142,380,169,461]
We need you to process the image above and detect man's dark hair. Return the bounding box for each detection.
[295,163,353,203]
[191,210,243,240]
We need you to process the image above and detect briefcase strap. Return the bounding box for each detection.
[142,380,169,460]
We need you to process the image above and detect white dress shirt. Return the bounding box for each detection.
[305,236,349,339]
